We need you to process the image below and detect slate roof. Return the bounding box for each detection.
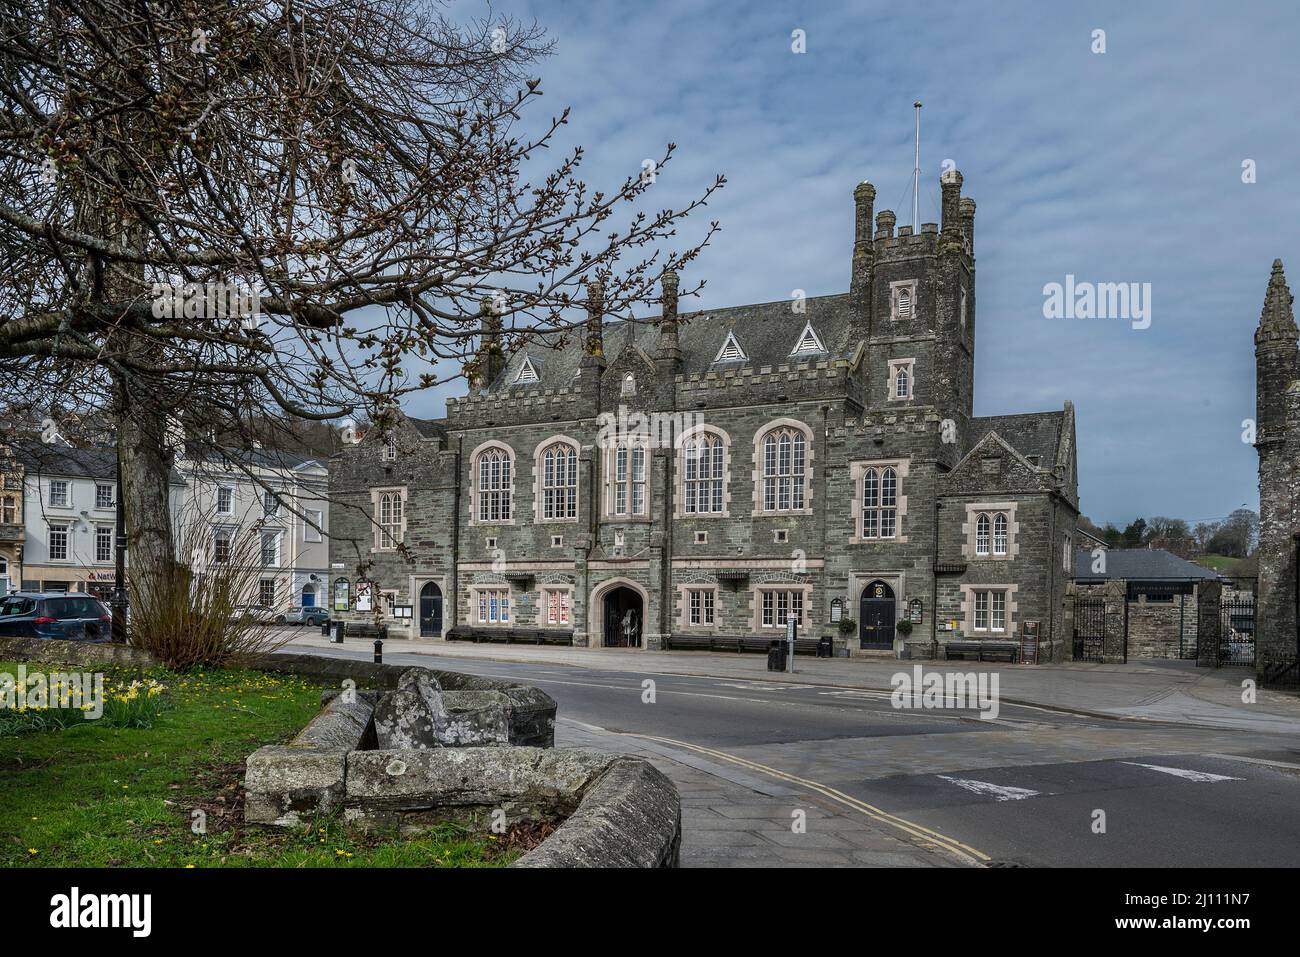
[10,441,121,482]
[1073,548,1221,582]
[407,416,447,440]
[490,294,858,392]
[190,444,323,472]
[969,410,1065,463]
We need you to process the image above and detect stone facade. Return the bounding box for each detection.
[1254,260,1300,670]
[328,170,1079,660]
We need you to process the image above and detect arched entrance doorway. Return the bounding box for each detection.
[419,582,443,638]
[602,586,643,648]
[859,580,896,649]
[301,584,316,607]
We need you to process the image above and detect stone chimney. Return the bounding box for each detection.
[959,197,977,254]
[874,209,896,241]
[940,169,963,251]
[472,298,506,393]
[851,181,876,306]
[655,270,683,372]
[581,279,606,372]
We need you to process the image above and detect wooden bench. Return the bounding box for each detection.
[443,626,573,646]
[944,639,1019,663]
[343,622,388,641]
[665,634,824,656]
[666,635,713,651]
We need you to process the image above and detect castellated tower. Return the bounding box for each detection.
[857,168,976,467]
[1255,259,1300,669]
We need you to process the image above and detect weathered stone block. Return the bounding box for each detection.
[372,668,450,749]
[244,745,349,825]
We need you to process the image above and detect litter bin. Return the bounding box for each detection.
[320,618,331,637]
[767,639,787,672]
[332,620,345,644]
[817,636,833,659]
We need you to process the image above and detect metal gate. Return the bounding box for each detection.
[1071,596,1108,662]
[1217,594,1256,667]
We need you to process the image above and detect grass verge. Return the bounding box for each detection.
[0,661,528,867]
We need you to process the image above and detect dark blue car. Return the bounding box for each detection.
[0,592,113,642]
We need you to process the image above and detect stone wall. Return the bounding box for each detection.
[243,655,679,868]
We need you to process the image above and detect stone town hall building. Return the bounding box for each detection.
[329,170,1080,659]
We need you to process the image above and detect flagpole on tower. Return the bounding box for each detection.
[912,101,922,230]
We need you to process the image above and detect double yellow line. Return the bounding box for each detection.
[621,731,992,867]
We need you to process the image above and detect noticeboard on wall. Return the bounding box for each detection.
[830,598,843,623]
[355,580,374,613]
[333,578,350,612]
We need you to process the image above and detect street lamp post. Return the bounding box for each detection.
[111,455,128,643]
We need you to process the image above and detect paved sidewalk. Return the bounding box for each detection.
[556,719,963,867]
[283,631,1300,734]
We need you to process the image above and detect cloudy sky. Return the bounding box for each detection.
[409,0,1300,528]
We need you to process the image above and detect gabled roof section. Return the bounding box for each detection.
[968,410,1064,463]
[714,329,748,363]
[513,354,542,385]
[789,320,826,356]
[948,429,1041,477]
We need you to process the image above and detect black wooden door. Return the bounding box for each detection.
[859,581,896,649]
[419,582,442,638]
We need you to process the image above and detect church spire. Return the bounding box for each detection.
[1256,259,1297,345]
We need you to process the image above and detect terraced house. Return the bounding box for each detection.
[329,170,1080,660]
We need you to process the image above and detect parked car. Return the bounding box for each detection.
[229,605,277,625]
[276,605,329,626]
[0,592,112,642]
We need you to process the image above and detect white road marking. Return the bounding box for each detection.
[937,776,1042,801]
[1122,762,1243,783]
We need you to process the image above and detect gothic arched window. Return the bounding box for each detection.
[975,513,991,556]
[683,431,725,514]
[760,424,808,512]
[475,446,513,522]
[541,441,578,520]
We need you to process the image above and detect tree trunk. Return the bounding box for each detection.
[116,371,174,604]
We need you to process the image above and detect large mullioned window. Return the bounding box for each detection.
[378,492,403,547]
[861,466,899,539]
[610,445,647,516]
[760,589,805,628]
[476,448,513,522]
[761,427,806,512]
[684,433,724,514]
[972,591,1007,632]
[541,442,578,520]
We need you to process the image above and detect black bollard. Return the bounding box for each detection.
[373,638,383,664]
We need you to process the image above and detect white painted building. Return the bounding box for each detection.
[10,442,184,599]
[4,439,328,612]
[175,446,331,611]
